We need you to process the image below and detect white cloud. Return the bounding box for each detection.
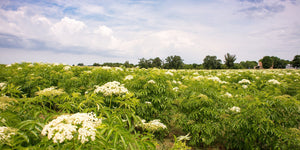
[0,0,299,64]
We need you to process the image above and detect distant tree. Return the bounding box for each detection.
[124,61,130,68]
[271,56,288,69]
[240,61,258,69]
[203,55,221,69]
[138,58,151,68]
[164,55,184,69]
[224,53,236,69]
[93,63,100,66]
[292,55,300,68]
[152,57,162,68]
[261,56,273,68]
[77,63,84,66]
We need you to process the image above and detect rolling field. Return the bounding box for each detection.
[0,62,300,149]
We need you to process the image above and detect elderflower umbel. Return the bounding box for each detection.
[165,71,173,76]
[147,80,156,84]
[138,119,167,132]
[267,79,281,85]
[230,106,241,112]
[94,81,128,96]
[177,133,191,141]
[242,85,248,89]
[64,66,71,71]
[124,75,134,80]
[36,87,65,97]
[207,76,228,84]
[0,83,6,90]
[145,101,152,105]
[0,126,17,143]
[173,87,179,92]
[41,112,101,144]
[238,79,251,84]
[223,92,232,98]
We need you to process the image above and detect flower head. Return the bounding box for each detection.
[94,81,128,96]
[230,106,241,112]
[238,79,251,84]
[36,87,65,97]
[267,79,281,85]
[41,112,101,144]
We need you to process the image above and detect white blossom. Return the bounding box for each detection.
[267,79,281,85]
[41,112,101,144]
[138,119,167,131]
[0,126,16,143]
[165,71,173,76]
[177,133,191,141]
[36,87,65,97]
[173,87,179,92]
[242,85,248,89]
[147,80,156,84]
[64,66,71,71]
[145,101,152,105]
[94,81,128,96]
[0,83,6,90]
[124,75,134,80]
[238,79,251,84]
[223,92,232,98]
[207,76,228,84]
[230,106,241,112]
[101,66,111,70]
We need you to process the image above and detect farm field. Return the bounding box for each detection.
[0,62,300,149]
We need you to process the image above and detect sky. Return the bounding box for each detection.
[0,0,300,65]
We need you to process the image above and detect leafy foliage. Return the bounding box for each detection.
[0,62,300,149]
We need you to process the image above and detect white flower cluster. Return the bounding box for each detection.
[0,82,6,90]
[41,112,101,144]
[238,79,251,84]
[172,80,182,85]
[115,67,123,71]
[63,66,71,71]
[0,126,16,143]
[84,70,92,74]
[94,81,128,96]
[139,119,167,131]
[28,64,34,67]
[193,72,199,76]
[173,87,179,92]
[223,92,233,98]
[165,71,174,76]
[267,79,281,85]
[230,106,241,112]
[193,75,204,80]
[177,133,191,141]
[242,85,248,89]
[36,87,65,97]
[124,75,134,80]
[147,80,156,84]
[101,66,111,70]
[145,101,152,105]
[207,76,227,84]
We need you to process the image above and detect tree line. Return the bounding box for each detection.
[78,54,300,69]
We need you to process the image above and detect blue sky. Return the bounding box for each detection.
[0,0,299,65]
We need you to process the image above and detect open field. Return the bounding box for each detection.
[0,62,300,149]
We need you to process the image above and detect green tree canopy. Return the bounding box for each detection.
[261,56,273,68]
[152,57,162,68]
[224,53,236,69]
[240,61,258,69]
[203,55,221,69]
[292,55,300,68]
[164,55,184,69]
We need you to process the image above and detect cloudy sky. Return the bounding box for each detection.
[0,0,299,65]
